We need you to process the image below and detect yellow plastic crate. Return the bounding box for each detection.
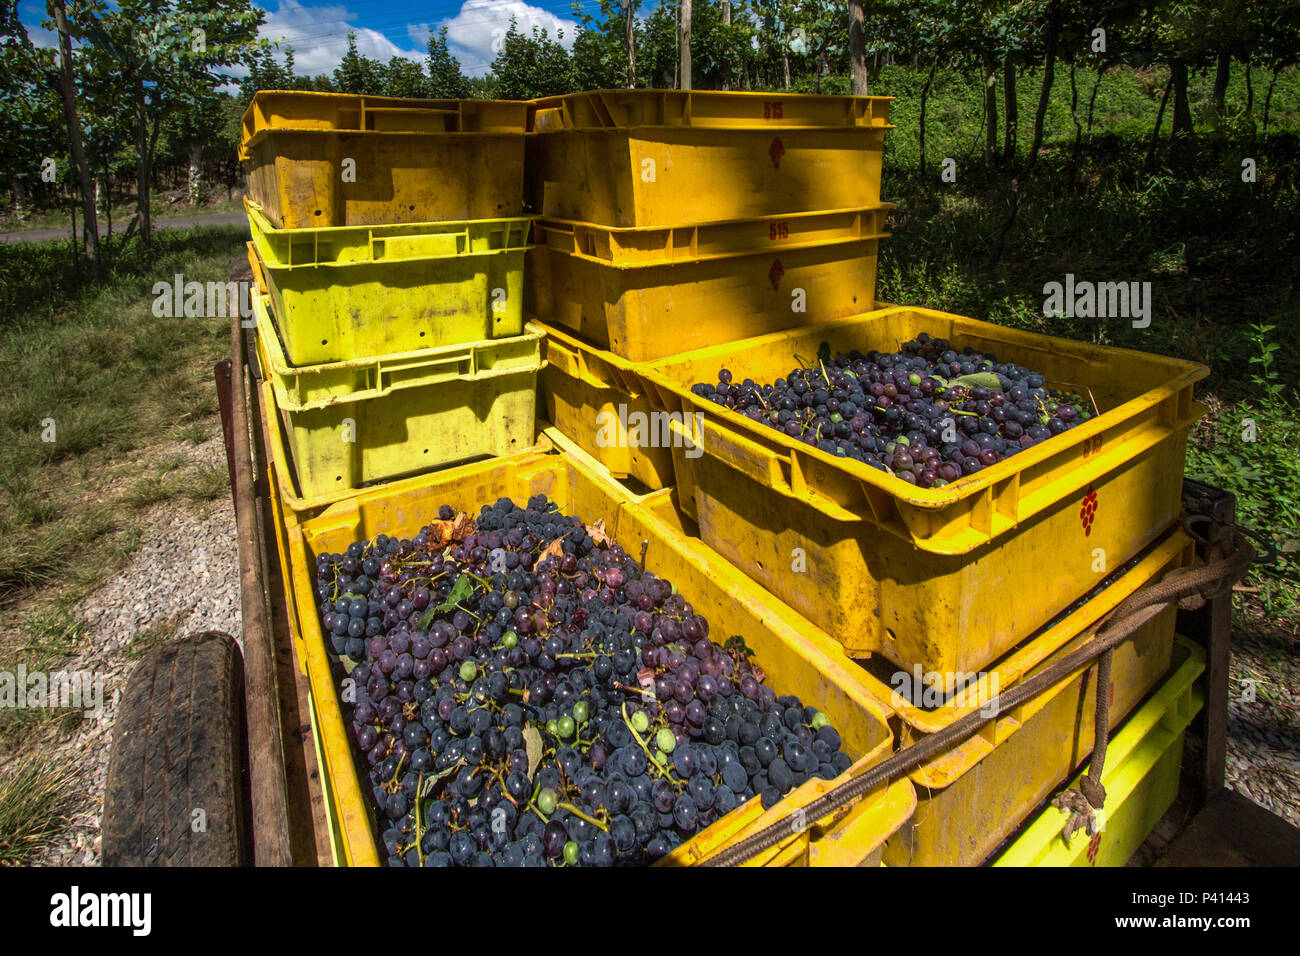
[528,208,887,362]
[240,91,529,229]
[642,305,1208,675]
[535,319,677,490]
[253,293,543,500]
[247,199,531,366]
[994,635,1206,867]
[284,447,914,866]
[529,90,891,229]
[863,530,1192,866]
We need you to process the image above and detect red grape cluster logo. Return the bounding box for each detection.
[1080,486,1099,535]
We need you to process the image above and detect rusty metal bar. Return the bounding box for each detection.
[215,359,237,516]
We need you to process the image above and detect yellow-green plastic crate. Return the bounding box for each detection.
[867,530,1192,866]
[528,90,892,229]
[994,636,1206,867]
[253,292,543,500]
[284,447,914,866]
[240,91,529,228]
[641,305,1208,677]
[527,207,888,362]
[247,199,531,366]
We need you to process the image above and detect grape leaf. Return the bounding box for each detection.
[817,341,832,365]
[585,518,613,547]
[416,573,475,626]
[533,536,566,571]
[725,635,756,659]
[947,372,1003,391]
[523,725,544,781]
[426,512,475,550]
[418,759,465,800]
[339,655,359,674]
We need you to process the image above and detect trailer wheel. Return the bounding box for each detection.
[102,631,250,866]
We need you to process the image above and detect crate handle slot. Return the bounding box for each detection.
[697,417,862,523]
[375,351,476,393]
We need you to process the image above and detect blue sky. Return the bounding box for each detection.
[17,0,612,78]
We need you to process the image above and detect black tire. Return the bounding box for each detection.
[102,631,250,866]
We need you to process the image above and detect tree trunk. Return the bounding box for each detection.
[990,0,1059,266]
[719,0,729,90]
[1212,49,1230,116]
[11,177,27,218]
[1244,59,1253,115]
[1145,74,1172,167]
[816,48,828,94]
[134,82,152,251]
[50,0,101,277]
[919,52,939,176]
[783,52,791,90]
[983,49,998,166]
[680,0,691,91]
[1263,64,1279,135]
[1170,58,1195,167]
[104,162,112,255]
[1003,52,1017,161]
[849,0,868,94]
[1085,62,1108,138]
[187,140,204,205]
[626,0,636,87]
[1068,60,1083,171]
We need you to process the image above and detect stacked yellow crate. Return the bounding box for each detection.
[240,91,545,515]
[524,89,894,487]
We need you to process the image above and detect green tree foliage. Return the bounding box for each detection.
[385,56,428,97]
[333,32,387,95]
[426,26,470,98]
[490,19,575,98]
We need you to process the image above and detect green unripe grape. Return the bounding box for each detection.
[501,631,517,649]
[557,715,576,739]
[630,710,650,734]
[459,661,477,682]
[896,435,910,447]
[908,373,922,386]
[810,712,830,730]
[572,701,589,723]
[537,788,558,815]
[563,840,579,864]
[546,718,559,737]
[653,749,667,766]
[656,727,676,753]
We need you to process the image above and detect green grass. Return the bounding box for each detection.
[0,756,79,865]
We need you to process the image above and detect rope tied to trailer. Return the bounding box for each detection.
[701,523,1258,868]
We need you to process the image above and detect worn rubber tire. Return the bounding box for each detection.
[101,631,250,866]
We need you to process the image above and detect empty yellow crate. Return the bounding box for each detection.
[642,305,1208,675]
[253,292,543,500]
[247,200,531,366]
[528,208,887,362]
[284,447,915,866]
[529,90,891,228]
[241,91,529,228]
[863,530,1192,866]
[994,635,1206,867]
[535,319,678,490]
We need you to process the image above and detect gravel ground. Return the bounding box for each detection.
[33,436,240,867]
[1223,624,1300,830]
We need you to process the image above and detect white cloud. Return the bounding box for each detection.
[441,0,578,76]
[257,0,427,78]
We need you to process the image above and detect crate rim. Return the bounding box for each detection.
[642,304,1209,518]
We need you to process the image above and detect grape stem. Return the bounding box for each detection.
[621,702,681,786]
[557,802,609,833]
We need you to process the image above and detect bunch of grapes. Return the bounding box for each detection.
[690,332,1093,488]
[312,494,852,867]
